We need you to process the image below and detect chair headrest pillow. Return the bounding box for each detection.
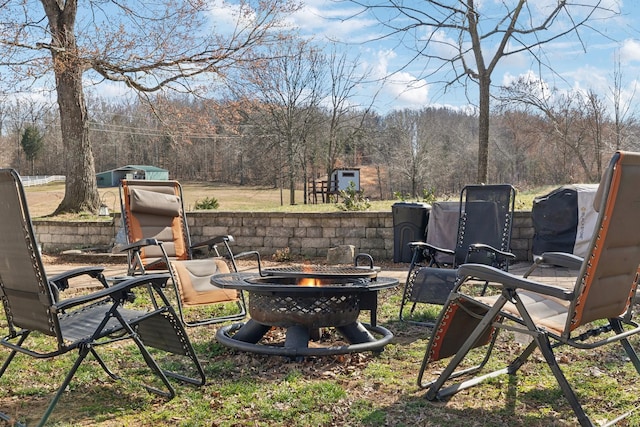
[130,188,181,217]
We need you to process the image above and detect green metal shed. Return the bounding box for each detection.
[96,165,169,187]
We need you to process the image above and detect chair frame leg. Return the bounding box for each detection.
[38,345,93,427]
[138,287,207,386]
[0,309,182,427]
[422,290,640,427]
[611,317,640,373]
[399,251,422,323]
[421,293,508,396]
[399,252,444,327]
[533,332,593,427]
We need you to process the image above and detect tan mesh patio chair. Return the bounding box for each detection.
[418,151,640,426]
[0,169,205,427]
[119,179,258,326]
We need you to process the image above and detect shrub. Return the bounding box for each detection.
[272,247,291,262]
[194,196,219,210]
[394,187,436,204]
[336,182,371,211]
[420,187,437,204]
[393,191,409,201]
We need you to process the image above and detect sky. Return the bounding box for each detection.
[11,0,639,118]
[279,0,640,114]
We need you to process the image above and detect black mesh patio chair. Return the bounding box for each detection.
[418,151,640,426]
[0,169,205,427]
[119,179,259,327]
[399,184,516,325]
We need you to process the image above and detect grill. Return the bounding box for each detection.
[212,258,398,359]
[259,265,379,279]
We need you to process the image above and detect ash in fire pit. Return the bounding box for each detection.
[213,255,398,359]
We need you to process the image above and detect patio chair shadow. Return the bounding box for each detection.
[364,374,586,426]
[0,379,160,426]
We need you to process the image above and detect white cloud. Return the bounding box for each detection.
[386,72,429,107]
[563,65,610,94]
[88,81,130,99]
[502,70,552,101]
[619,39,640,63]
[206,0,258,33]
[373,50,429,110]
[8,88,55,106]
[286,0,381,43]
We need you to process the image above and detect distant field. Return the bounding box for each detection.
[24,182,394,218]
[24,181,556,218]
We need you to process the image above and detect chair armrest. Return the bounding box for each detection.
[457,263,575,301]
[537,252,584,270]
[48,266,108,291]
[408,241,427,249]
[53,274,171,313]
[235,250,261,261]
[468,243,516,260]
[117,238,160,253]
[408,241,454,268]
[408,241,455,256]
[226,250,261,273]
[523,252,584,278]
[191,235,234,250]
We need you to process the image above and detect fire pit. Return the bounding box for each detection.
[212,257,398,358]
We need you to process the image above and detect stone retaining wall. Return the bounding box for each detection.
[33,211,535,262]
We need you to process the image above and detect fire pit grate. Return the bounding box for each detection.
[257,252,380,280]
[212,259,398,359]
[249,292,360,328]
[259,265,379,279]
[247,275,370,287]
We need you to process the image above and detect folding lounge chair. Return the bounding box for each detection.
[119,179,257,327]
[0,169,205,427]
[399,184,516,324]
[418,151,640,427]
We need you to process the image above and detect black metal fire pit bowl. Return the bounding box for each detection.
[212,267,398,359]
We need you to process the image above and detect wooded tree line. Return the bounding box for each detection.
[2,81,638,201]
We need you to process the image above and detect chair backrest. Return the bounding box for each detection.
[454,184,516,266]
[0,169,61,340]
[566,151,640,334]
[120,179,191,262]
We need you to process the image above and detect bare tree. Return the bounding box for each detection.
[346,0,617,183]
[232,39,327,205]
[5,98,54,172]
[324,46,378,180]
[0,0,294,213]
[500,77,606,182]
[383,109,427,197]
[492,109,543,186]
[610,52,638,151]
[584,90,607,177]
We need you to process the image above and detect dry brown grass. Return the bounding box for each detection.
[24,182,330,217]
[24,179,550,220]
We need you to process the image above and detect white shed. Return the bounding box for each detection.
[330,168,360,192]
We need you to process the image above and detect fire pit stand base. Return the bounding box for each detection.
[216,320,393,358]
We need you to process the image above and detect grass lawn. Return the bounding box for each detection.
[12,181,635,426]
[23,181,555,218]
[1,260,639,427]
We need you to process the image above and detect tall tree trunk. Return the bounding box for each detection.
[477,74,490,184]
[53,63,100,213]
[287,137,296,205]
[42,0,100,214]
